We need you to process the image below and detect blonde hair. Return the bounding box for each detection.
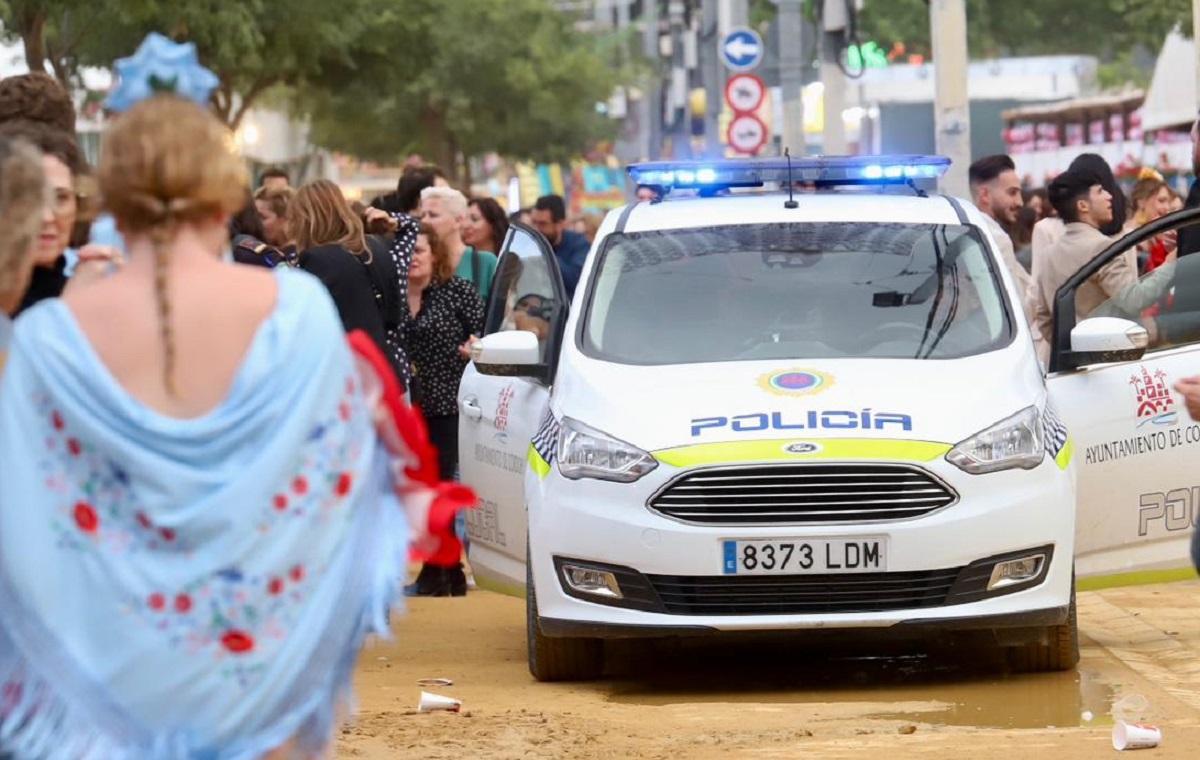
[419,222,454,284]
[1131,176,1169,227]
[287,179,368,258]
[0,136,44,293]
[98,95,248,394]
[1136,166,1164,183]
[419,185,467,217]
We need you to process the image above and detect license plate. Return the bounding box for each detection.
[722,537,887,575]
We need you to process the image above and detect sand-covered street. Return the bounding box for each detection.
[338,581,1200,758]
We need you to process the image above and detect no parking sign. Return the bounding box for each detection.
[727,114,768,155]
[725,74,766,114]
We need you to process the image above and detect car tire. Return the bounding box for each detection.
[1006,583,1079,673]
[526,549,604,682]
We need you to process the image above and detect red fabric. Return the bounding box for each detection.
[1139,237,1175,320]
[346,331,475,567]
[1145,238,1170,273]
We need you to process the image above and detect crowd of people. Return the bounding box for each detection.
[0,60,612,605]
[966,145,1198,364]
[0,35,487,758]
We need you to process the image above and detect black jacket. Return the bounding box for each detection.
[1177,179,1200,258]
[1153,180,1200,344]
[17,256,66,314]
[298,243,389,360]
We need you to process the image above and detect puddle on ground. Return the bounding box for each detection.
[603,640,1118,729]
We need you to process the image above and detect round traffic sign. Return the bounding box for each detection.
[727,113,768,155]
[720,27,764,72]
[725,73,766,114]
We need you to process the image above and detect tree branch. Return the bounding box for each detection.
[227,76,279,130]
[20,11,47,74]
[211,83,233,124]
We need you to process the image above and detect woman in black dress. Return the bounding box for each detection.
[405,223,485,595]
[289,180,407,381]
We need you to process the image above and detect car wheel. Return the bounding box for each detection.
[526,548,604,682]
[1006,583,1079,673]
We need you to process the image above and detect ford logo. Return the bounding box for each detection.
[784,442,822,455]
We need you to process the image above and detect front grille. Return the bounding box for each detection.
[648,463,956,525]
[647,568,961,615]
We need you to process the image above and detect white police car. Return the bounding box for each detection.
[458,155,1178,681]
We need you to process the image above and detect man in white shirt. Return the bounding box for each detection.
[968,154,1035,322]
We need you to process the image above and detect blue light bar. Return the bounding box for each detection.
[628,155,950,191]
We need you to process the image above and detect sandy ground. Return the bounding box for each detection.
[337,581,1200,758]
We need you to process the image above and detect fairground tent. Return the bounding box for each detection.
[1142,28,1196,133]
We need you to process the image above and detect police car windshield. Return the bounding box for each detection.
[582,222,1013,364]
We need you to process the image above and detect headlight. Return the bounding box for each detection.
[557,417,658,482]
[946,406,1044,474]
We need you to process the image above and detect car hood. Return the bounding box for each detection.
[554,348,1044,455]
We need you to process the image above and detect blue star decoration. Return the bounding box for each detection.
[104,32,219,113]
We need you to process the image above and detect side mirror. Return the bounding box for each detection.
[1067,317,1148,368]
[471,331,546,379]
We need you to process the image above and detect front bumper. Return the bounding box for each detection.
[539,604,1070,639]
[527,456,1076,633]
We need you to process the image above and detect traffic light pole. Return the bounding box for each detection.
[701,0,723,158]
[820,29,847,154]
[642,0,663,160]
[929,0,971,198]
[776,0,806,156]
[668,0,689,158]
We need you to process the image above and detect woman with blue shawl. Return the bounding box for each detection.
[0,35,470,759]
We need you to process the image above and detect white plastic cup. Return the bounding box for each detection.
[417,691,462,713]
[1112,720,1162,750]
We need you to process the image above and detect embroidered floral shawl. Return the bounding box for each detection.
[0,270,409,758]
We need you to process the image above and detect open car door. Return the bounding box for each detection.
[458,223,569,595]
[1046,206,1200,585]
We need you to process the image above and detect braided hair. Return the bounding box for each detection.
[97,96,247,395]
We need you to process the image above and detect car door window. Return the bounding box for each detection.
[1091,220,1200,353]
[485,227,560,362]
[1049,210,1200,371]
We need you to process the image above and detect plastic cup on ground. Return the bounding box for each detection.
[418,691,462,713]
[1112,720,1162,750]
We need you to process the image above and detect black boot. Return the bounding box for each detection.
[405,563,467,597]
[445,563,467,596]
[404,563,441,596]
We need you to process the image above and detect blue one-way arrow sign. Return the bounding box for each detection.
[721,27,764,72]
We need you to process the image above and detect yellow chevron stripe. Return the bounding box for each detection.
[1054,438,1073,469]
[527,444,551,478]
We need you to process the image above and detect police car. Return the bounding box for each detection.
[458,155,1192,681]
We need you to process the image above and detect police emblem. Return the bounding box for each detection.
[758,369,834,397]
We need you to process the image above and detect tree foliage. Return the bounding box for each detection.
[297,0,622,180]
[857,0,1192,62]
[0,0,110,82]
[0,0,382,127]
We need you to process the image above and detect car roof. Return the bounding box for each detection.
[616,191,969,234]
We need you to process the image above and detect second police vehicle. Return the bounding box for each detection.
[458,155,1200,680]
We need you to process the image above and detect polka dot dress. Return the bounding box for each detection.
[385,215,419,390]
[403,277,485,417]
